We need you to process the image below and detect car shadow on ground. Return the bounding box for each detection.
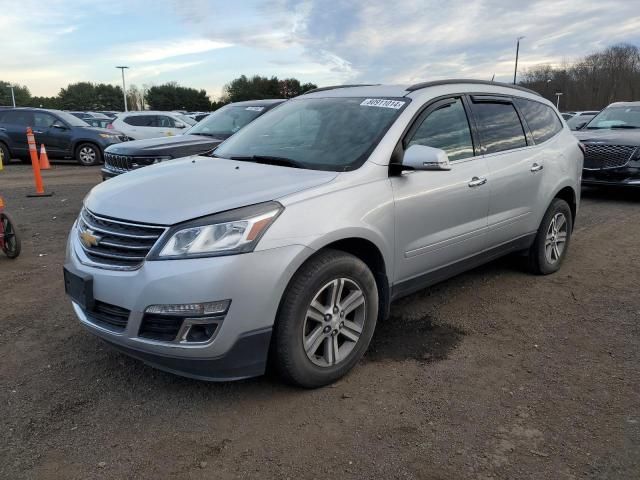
[95,255,528,394]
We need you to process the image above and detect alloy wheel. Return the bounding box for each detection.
[79,147,97,165]
[545,212,568,264]
[302,278,366,367]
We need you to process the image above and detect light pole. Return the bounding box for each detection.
[116,66,129,111]
[555,92,563,109]
[513,36,525,85]
[8,85,16,107]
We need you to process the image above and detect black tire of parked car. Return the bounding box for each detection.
[528,198,573,275]
[273,249,379,388]
[0,142,10,166]
[75,143,102,166]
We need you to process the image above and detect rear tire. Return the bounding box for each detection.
[75,143,102,166]
[528,198,572,275]
[274,250,378,388]
[1,213,21,259]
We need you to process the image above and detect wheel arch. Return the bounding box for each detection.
[0,139,11,157]
[73,139,102,155]
[285,236,392,323]
[552,185,577,230]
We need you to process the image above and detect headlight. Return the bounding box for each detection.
[98,133,119,139]
[149,202,283,260]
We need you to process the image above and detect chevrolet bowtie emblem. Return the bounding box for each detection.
[80,229,101,248]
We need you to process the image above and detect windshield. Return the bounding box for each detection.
[186,105,269,137]
[55,111,90,127]
[586,106,640,129]
[178,114,197,126]
[214,97,409,171]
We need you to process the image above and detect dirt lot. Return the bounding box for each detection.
[1,163,639,479]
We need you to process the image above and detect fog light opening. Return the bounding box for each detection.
[185,323,218,343]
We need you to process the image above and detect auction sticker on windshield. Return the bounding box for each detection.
[360,98,406,109]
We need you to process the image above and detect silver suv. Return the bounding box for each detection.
[64,80,583,388]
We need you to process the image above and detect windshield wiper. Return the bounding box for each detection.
[610,125,640,129]
[229,155,305,169]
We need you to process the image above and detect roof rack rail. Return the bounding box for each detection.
[406,79,540,96]
[303,84,379,94]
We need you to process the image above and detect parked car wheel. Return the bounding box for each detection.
[0,143,10,166]
[1,212,21,259]
[528,198,573,275]
[274,250,378,388]
[76,143,102,166]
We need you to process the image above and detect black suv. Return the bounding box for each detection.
[575,102,640,187]
[0,108,127,166]
[102,99,284,178]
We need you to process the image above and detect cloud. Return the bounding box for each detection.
[3,0,640,98]
[113,39,233,63]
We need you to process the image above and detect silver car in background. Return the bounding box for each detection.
[64,80,583,387]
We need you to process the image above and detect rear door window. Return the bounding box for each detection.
[472,102,527,154]
[0,110,33,126]
[515,98,563,143]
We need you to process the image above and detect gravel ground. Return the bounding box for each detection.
[1,163,639,479]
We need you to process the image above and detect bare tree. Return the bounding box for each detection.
[519,44,640,110]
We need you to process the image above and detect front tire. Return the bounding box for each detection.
[0,143,10,166]
[1,213,21,259]
[274,250,379,388]
[75,143,102,166]
[528,198,572,275]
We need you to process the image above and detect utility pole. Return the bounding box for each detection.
[513,36,525,85]
[116,66,129,111]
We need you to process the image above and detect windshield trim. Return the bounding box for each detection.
[213,96,412,172]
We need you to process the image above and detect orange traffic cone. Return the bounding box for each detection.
[39,144,50,170]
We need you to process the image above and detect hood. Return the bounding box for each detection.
[77,126,116,135]
[574,129,640,147]
[104,134,223,158]
[106,135,222,156]
[85,156,338,225]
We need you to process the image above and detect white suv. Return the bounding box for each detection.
[110,111,191,140]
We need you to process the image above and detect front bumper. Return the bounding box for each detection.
[582,167,640,187]
[66,228,313,380]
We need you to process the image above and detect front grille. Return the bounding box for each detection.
[104,153,134,173]
[86,300,130,332]
[104,153,160,173]
[583,144,637,170]
[77,208,166,269]
[139,314,184,342]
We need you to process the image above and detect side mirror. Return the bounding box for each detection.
[402,144,451,171]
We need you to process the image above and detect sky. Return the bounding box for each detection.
[1,0,639,100]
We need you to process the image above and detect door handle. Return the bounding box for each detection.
[468,176,487,187]
[530,163,544,172]
[33,130,44,134]
[0,127,6,131]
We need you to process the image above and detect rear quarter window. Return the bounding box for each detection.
[515,98,563,143]
[124,115,154,127]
